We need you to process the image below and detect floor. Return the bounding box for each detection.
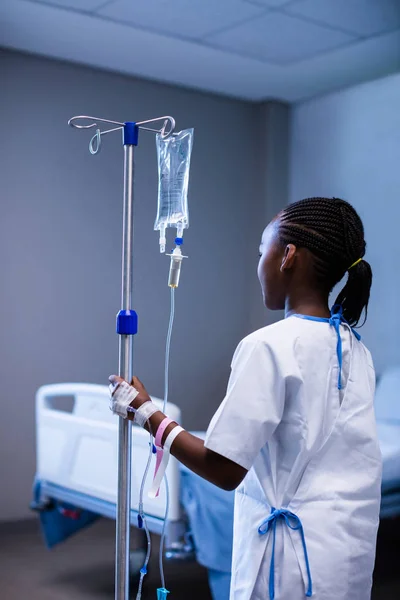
[0,519,211,600]
[0,517,399,599]
[372,517,400,600]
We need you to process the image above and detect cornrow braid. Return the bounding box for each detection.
[279,197,372,326]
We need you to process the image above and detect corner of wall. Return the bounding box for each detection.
[247,100,291,333]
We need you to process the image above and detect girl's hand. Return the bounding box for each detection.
[109,376,247,490]
[109,375,151,411]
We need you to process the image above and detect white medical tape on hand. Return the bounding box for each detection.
[134,401,159,428]
[148,426,184,499]
[109,380,139,419]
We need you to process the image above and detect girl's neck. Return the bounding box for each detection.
[285,293,330,320]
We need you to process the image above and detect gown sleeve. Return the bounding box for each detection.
[204,338,286,471]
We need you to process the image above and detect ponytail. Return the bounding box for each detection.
[334,259,372,327]
[280,198,373,327]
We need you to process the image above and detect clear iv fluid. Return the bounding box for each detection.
[168,258,181,289]
[167,246,186,288]
[155,129,193,252]
[158,173,186,220]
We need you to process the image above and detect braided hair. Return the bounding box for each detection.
[279,197,372,326]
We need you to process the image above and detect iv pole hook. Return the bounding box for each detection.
[68,115,176,155]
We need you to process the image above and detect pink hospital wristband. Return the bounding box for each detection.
[155,418,174,449]
[152,418,175,499]
[148,425,184,499]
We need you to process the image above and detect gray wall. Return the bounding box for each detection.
[0,50,270,520]
[249,102,290,330]
[290,72,400,374]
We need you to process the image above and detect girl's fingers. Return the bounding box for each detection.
[108,375,124,396]
[109,374,146,396]
[131,376,144,389]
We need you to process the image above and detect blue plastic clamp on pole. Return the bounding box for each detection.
[116,310,138,335]
[123,122,139,146]
[157,588,170,600]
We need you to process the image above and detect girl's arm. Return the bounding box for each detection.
[113,376,247,491]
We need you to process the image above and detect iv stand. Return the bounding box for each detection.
[116,123,136,600]
[68,114,176,600]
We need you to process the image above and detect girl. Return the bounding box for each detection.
[110,197,382,600]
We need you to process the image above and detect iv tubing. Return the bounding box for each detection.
[163,287,175,414]
[159,287,175,590]
[159,475,170,590]
[136,287,176,598]
[135,436,153,600]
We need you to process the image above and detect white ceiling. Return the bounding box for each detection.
[1,0,399,102]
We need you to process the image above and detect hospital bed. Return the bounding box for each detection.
[31,383,234,599]
[31,371,400,599]
[374,367,400,518]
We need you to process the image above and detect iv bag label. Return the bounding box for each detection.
[158,171,186,219]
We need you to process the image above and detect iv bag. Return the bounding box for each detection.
[155,128,193,251]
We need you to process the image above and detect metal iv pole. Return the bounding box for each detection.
[68,114,176,600]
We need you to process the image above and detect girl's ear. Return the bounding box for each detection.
[281,244,296,272]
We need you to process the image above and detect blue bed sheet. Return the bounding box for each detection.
[31,480,99,549]
[179,464,234,574]
[179,464,234,600]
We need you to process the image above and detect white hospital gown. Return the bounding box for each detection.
[204,316,382,600]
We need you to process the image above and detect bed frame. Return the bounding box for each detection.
[35,383,188,550]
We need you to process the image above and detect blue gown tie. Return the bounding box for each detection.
[295,305,361,390]
[258,507,312,600]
